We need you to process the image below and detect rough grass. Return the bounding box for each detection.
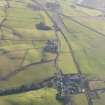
[93,93,105,105]
[0,62,55,89]
[0,0,56,89]
[57,32,77,74]
[0,0,79,89]
[0,0,105,105]
[0,88,62,105]
[62,16,105,79]
[73,94,88,105]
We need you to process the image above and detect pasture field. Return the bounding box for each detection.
[0,0,105,105]
[0,88,62,105]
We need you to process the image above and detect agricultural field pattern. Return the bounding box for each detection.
[0,0,105,105]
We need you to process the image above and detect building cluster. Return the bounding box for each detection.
[43,40,58,53]
[55,74,85,100]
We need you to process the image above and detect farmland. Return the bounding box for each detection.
[0,0,105,105]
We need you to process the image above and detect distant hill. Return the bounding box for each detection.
[76,0,105,10]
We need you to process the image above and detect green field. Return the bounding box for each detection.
[0,0,105,105]
[0,88,62,105]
